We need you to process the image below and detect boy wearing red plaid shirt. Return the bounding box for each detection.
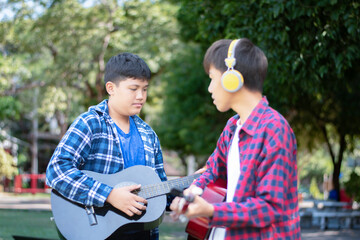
[170,38,300,240]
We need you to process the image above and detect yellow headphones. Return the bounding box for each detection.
[221,39,244,92]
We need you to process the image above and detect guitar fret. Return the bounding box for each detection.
[140,173,201,199]
[143,186,149,198]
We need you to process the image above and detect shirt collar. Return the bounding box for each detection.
[242,96,269,136]
[89,99,109,116]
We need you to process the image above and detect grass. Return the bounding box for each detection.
[0,209,187,240]
[0,209,58,240]
[159,219,188,240]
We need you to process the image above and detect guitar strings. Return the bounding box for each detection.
[138,174,199,199]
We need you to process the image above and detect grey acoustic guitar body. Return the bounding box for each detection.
[51,165,199,240]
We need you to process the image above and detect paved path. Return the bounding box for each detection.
[0,192,51,211]
[301,229,360,239]
[1,192,360,239]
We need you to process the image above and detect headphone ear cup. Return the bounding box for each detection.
[221,70,244,92]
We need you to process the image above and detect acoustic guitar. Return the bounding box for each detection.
[51,165,200,240]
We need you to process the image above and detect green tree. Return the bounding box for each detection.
[153,44,233,169]
[166,0,360,194]
[309,177,323,200]
[0,0,180,173]
[344,170,360,202]
[6,0,180,132]
[0,53,24,120]
[0,147,18,178]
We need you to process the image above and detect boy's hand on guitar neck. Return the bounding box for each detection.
[170,185,214,221]
[106,184,147,217]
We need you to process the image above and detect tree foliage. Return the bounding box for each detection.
[0,147,18,178]
[0,0,180,173]
[169,0,360,191]
[153,44,233,168]
[344,170,360,202]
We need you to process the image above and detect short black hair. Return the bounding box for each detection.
[203,38,268,92]
[104,52,151,84]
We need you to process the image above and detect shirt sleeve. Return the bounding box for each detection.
[209,123,296,229]
[46,116,113,207]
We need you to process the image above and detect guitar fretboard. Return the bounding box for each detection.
[139,173,201,199]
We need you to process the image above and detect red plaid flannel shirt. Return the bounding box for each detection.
[193,97,300,240]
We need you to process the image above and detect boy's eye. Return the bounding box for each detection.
[130,88,137,91]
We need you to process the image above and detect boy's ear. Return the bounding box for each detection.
[105,82,115,95]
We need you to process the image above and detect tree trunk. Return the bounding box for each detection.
[179,154,188,172]
[332,134,346,201]
[30,88,39,174]
[322,126,346,201]
[187,155,196,175]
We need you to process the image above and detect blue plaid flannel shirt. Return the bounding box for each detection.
[46,99,167,239]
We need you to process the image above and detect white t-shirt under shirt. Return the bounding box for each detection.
[209,119,242,240]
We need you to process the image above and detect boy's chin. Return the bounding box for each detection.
[130,109,142,116]
[215,105,230,113]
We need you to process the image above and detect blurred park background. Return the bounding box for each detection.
[0,0,360,239]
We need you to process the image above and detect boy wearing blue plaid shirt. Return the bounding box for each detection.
[46,52,168,240]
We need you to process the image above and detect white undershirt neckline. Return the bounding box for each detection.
[226,119,242,202]
[209,119,242,240]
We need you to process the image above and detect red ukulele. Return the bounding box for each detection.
[184,180,226,240]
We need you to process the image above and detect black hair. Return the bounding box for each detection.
[203,38,268,92]
[104,52,151,84]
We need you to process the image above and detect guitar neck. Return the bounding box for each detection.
[140,173,201,199]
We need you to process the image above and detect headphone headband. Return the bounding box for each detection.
[225,39,240,69]
[221,39,244,93]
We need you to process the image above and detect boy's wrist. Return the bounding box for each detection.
[206,203,215,218]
